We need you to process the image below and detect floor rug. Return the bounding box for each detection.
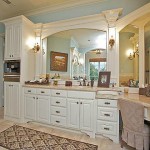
[0,125,98,150]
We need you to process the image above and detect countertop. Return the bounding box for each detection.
[23,84,150,107]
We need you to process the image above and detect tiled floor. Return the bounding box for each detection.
[0,107,134,150]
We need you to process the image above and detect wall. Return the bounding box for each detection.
[119,32,134,85]
[47,35,71,79]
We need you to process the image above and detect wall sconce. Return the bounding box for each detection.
[128,44,139,60]
[109,36,115,48]
[32,43,40,53]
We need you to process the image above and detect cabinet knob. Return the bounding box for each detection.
[33,97,35,99]
[104,114,110,117]
[41,91,45,93]
[104,102,110,105]
[80,102,82,104]
[56,111,60,113]
[56,92,60,95]
[36,97,38,99]
[77,102,79,104]
[56,101,60,104]
[56,120,60,123]
[104,127,110,130]
[28,90,31,92]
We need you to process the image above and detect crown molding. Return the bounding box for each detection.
[116,3,150,32]
[25,0,106,17]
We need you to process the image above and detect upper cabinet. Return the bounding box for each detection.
[1,15,36,83]
[5,22,22,60]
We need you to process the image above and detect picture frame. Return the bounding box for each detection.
[97,71,111,87]
[50,51,68,72]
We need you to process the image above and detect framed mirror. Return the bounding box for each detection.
[42,28,107,80]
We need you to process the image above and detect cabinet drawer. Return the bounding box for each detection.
[97,107,118,121]
[24,88,36,94]
[36,88,51,95]
[97,120,117,136]
[51,97,66,107]
[51,106,66,117]
[68,91,95,99]
[51,90,67,97]
[51,115,66,127]
[97,99,117,107]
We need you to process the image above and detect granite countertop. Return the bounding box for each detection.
[23,84,150,107]
[23,84,120,92]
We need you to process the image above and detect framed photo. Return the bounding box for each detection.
[98,71,111,87]
[50,51,68,72]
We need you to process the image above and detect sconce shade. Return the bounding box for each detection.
[109,37,115,48]
[32,43,40,53]
[128,47,139,60]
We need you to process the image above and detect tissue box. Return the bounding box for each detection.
[65,81,72,86]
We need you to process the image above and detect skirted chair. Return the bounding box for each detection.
[118,99,150,150]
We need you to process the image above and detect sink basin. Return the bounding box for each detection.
[96,90,119,96]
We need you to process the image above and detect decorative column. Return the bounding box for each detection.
[138,25,145,87]
[34,23,43,79]
[102,8,123,86]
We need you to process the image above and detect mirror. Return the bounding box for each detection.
[119,25,139,87]
[145,21,150,84]
[43,28,107,80]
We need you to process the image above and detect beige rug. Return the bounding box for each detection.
[0,125,98,150]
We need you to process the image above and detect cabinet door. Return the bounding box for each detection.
[4,82,12,116]
[11,83,20,118]
[5,25,13,59]
[80,100,94,131]
[24,94,36,120]
[67,99,80,129]
[4,82,20,118]
[12,23,21,59]
[36,95,50,123]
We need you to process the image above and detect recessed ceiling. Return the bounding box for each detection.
[0,0,103,20]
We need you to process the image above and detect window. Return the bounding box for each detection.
[90,61,106,80]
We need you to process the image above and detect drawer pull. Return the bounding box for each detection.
[104,114,110,116]
[56,120,60,123]
[28,90,31,92]
[104,127,110,130]
[56,101,60,104]
[56,111,60,113]
[41,91,45,93]
[56,92,60,95]
[104,102,110,105]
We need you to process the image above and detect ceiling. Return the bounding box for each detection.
[0,0,102,20]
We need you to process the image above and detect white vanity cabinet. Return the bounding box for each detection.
[24,87,50,123]
[51,90,67,127]
[67,91,95,136]
[4,22,22,60]
[4,82,20,119]
[96,99,119,143]
[24,88,36,120]
[36,89,50,123]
